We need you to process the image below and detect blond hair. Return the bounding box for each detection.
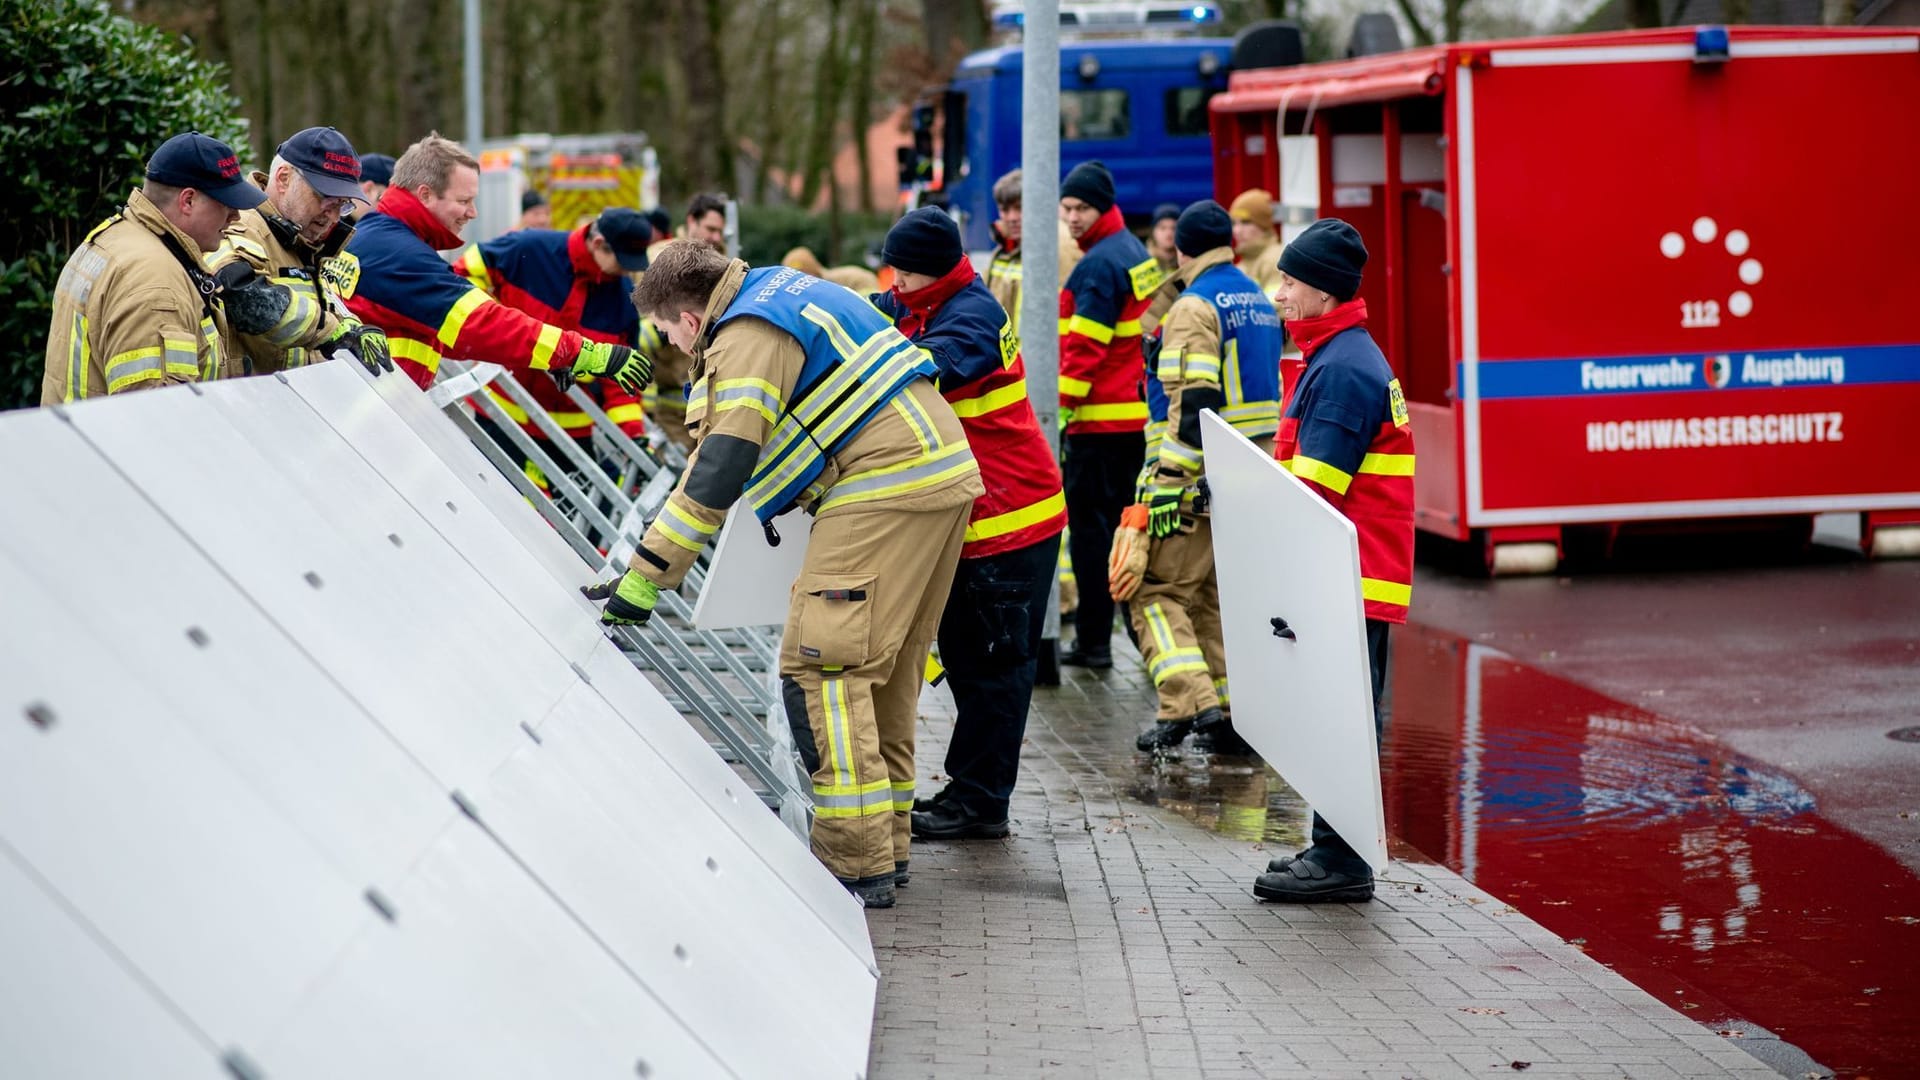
[390,132,478,196]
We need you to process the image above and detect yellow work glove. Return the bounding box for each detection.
[1108,504,1152,602]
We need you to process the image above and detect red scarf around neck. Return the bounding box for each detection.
[1286,298,1369,359]
[375,185,465,251]
[890,258,978,338]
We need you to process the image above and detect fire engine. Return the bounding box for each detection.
[473,132,661,243]
[1209,24,1920,571]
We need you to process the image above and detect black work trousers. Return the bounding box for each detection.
[936,533,1061,819]
[1305,618,1393,876]
[1062,430,1146,654]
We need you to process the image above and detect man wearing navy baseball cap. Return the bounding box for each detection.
[210,126,391,376]
[42,131,276,402]
[358,152,396,205]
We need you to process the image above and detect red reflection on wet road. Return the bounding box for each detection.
[1386,625,1920,1077]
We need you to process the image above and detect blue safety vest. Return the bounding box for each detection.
[705,266,938,521]
[1171,261,1282,440]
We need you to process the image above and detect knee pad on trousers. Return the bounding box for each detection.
[782,675,820,774]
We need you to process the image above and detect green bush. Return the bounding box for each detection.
[737,204,896,269]
[0,0,249,409]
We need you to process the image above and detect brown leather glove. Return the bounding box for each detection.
[1108,503,1152,602]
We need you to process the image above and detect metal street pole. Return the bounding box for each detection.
[464,0,484,151]
[1020,0,1065,672]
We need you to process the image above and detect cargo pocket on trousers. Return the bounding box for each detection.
[792,573,875,668]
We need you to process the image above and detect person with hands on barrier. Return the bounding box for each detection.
[1126,200,1282,756]
[568,339,649,393]
[593,239,982,909]
[870,208,1066,845]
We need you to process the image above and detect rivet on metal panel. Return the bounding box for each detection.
[705,856,720,875]
[273,372,291,385]
[634,1061,654,1078]
[388,533,404,548]
[570,661,592,683]
[220,1047,267,1080]
[519,720,543,744]
[24,703,56,730]
[363,887,397,923]
[186,626,211,648]
[723,786,738,804]
[451,789,481,822]
[303,571,324,590]
[672,943,690,965]
[445,500,459,513]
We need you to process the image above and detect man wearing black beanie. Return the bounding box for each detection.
[1056,160,1164,668]
[873,207,1067,843]
[1252,217,1416,904]
[1118,199,1281,756]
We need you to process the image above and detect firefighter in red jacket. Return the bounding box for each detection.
[1058,160,1164,668]
[1253,218,1415,905]
[872,208,1067,842]
[331,133,648,396]
[451,206,653,489]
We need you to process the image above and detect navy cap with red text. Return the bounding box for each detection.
[596,207,653,271]
[145,132,266,210]
[276,126,366,203]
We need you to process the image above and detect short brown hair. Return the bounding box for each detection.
[391,132,478,196]
[992,169,1022,210]
[633,239,731,321]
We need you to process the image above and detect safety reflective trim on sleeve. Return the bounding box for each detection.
[1058,375,1093,398]
[1113,319,1143,339]
[1283,454,1353,495]
[529,323,563,370]
[1220,400,1279,435]
[964,489,1067,544]
[1182,352,1222,381]
[1157,437,1202,473]
[891,780,917,813]
[453,244,490,291]
[889,393,938,456]
[436,287,490,348]
[388,336,443,374]
[1156,348,1184,384]
[264,280,322,348]
[1361,577,1412,607]
[604,402,644,427]
[989,262,1023,282]
[1213,676,1230,708]
[710,377,785,426]
[104,347,165,393]
[484,387,591,431]
[1357,452,1416,476]
[654,498,720,552]
[1071,401,1149,423]
[161,333,199,377]
[65,312,90,401]
[815,440,978,513]
[197,316,221,381]
[1062,314,1114,344]
[948,377,1028,418]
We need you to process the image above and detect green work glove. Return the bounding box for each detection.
[572,339,652,394]
[583,570,659,626]
[325,320,393,375]
[1147,485,1184,539]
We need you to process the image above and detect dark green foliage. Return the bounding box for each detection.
[737,204,895,270]
[0,0,248,409]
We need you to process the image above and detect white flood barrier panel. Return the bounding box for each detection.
[0,369,876,1079]
[691,505,812,630]
[1200,411,1389,872]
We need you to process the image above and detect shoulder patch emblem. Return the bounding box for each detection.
[320,251,361,300]
[1128,257,1167,302]
[1387,378,1410,428]
[997,315,1018,368]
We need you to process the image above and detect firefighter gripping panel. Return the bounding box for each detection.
[1466,45,1920,515]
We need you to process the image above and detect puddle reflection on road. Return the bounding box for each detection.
[1097,623,1920,1077]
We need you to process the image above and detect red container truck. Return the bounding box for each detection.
[1209,26,1920,571]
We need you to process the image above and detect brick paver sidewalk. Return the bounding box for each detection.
[866,642,1778,1080]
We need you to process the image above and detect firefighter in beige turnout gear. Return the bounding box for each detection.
[591,241,983,908]
[211,127,392,376]
[41,132,283,404]
[1120,201,1282,754]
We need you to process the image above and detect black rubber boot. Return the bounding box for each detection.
[1135,719,1195,752]
[843,875,897,909]
[1059,645,1113,669]
[1194,710,1254,756]
[894,860,910,887]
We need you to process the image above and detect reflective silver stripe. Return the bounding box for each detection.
[264,283,320,347]
[811,787,896,811]
[67,312,87,401]
[1150,647,1208,683]
[746,345,929,509]
[711,381,782,419]
[198,316,220,381]
[818,442,976,511]
[105,352,164,387]
[653,501,715,551]
[1159,439,1202,470]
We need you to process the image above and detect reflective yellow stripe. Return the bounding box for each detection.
[1182,352,1222,380]
[1063,314,1114,344]
[604,402,644,426]
[824,677,854,787]
[1114,319,1142,338]
[197,316,220,381]
[965,490,1066,543]
[66,312,88,401]
[453,244,490,291]
[1073,401,1149,423]
[264,280,322,348]
[812,780,894,818]
[484,387,590,430]
[949,377,1029,418]
[816,441,977,513]
[104,347,165,393]
[1361,577,1412,607]
[1285,454,1353,495]
[437,288,489,348]
[389,337,442,374]
[655,498,719,552]
[1158,438,1202,473]
[530,323,563,370]
[1358,452,1416,476]
[1058,376,1093,398]
[891,780,917,813]
[746,332,927,509]
[890,393,937,456]
[1157,348,1184,384]
[710,377,785,426]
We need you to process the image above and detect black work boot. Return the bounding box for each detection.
[1252,857,1373,903]
[911,801,1010,840]
[1194,710,1254,756]
[912,787,954,813]
[1135,719,1195,752]
[894,860,910,887]
[1059,644,1113,669]
[843,875,896,909]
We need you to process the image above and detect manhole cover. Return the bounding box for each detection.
[1888,726,1920,743]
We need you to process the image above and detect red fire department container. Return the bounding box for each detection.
[1209,26,1920,570]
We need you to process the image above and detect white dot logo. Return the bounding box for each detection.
[1659,217,1759,325]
